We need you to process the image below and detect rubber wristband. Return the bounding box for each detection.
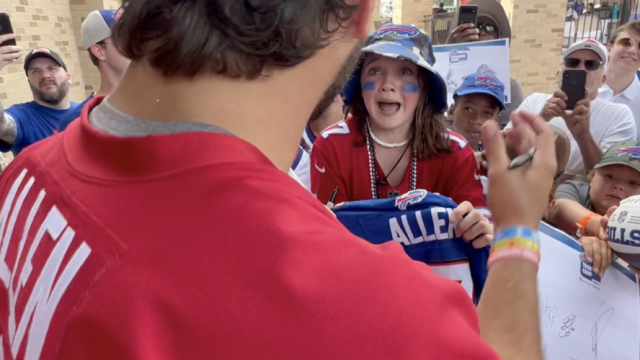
[491,226,538,246]
[489,227,540,268]
[488,249,540,269]
[491,237,540,254]
[576,213,598,238]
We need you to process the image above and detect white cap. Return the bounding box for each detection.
[563,39,608,70]
[81,9,121,49]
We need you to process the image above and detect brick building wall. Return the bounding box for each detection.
[504,0,567,95]
[0,0,120,164]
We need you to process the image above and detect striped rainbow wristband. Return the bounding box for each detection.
[488,227,540,268]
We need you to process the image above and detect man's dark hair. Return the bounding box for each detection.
[609,21,640,45]
[87,40,106,67]
[112,0,358,79]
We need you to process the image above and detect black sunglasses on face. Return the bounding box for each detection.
[478,23,498,35]
[563,57,603,71]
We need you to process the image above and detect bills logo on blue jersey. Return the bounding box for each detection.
[113,9,123,20]
[375,25,419,39]
[395,189,428,211]
[334,190,489,304]
[616,146,640,158]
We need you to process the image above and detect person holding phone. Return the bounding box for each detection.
[446,0,524,129]
[0,42,78,155]
[509,39,636,178]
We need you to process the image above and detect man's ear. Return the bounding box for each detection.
[447,103,455,118]
[90,43,107,62]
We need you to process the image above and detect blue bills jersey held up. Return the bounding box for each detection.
[333,189,490,304]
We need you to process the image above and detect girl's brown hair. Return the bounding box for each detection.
[346,67,452,159]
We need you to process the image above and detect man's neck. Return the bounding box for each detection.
[34,98,71,110]
[606,68,636,96]
[108,62,329,173]
[97,66,123,96]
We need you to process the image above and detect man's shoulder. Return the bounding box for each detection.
[526,92,552,101]
[596,98,634,114]
[593,98,635,125]
[6,101,39,116]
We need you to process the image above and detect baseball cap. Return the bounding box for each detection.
[23,48,67,75]
[342,24,448,113]
[453,72,506,110]
[562,39,608,69]
[81,9,121,49]
[595,141,640,174]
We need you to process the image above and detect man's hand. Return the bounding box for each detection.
[483,111,557,232]
[450,201,492,248]
[562,89,591,139]
[0,34,21,72]
[446,23,479,44]
[539,90,567,121]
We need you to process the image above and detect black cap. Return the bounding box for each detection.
[23,48,67,75]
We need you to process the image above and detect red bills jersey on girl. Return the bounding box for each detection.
[310,117,486,208]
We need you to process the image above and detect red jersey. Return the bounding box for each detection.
[310,117,486,207]
[0,97,499,360]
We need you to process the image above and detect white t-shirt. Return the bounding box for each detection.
[509,93,636,175]
[598,77,640,140]
[291,148,311,191]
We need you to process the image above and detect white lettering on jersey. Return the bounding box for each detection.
[446,132,468,149]
[429,262,474,298]
[389,207,454,245]
[320,121,350,139]
[0,169,91,360]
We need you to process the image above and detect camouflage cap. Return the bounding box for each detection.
[595,141,640,173]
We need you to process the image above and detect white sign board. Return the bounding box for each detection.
[538,222,640,360]
[432,39,511,106]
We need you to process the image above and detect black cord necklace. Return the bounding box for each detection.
[366,124,417,199]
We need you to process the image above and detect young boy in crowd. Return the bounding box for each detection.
[448,73,505,151]
[548,141,640,276]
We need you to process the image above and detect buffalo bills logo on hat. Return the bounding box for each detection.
[395,189,428,211]
[375,25,419,39]
[31,48,51,55]
[616,146,640,158]
[583,39,600,46]
[475,75,500,89]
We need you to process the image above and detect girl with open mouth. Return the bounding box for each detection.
[310,23,491,249]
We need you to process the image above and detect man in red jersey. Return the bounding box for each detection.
[0,1,552,360]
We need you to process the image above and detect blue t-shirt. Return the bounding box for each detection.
[58,94,94,132]
[0,101,79,155]
[333,189,490,304]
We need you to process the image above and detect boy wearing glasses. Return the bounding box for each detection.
[600,21,640,139]
[510,39,636,178]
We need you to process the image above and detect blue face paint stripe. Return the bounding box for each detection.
[363,82,376,91]
[401,83,419,93]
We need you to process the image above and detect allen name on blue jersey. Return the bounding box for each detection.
[333,189,490,304]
